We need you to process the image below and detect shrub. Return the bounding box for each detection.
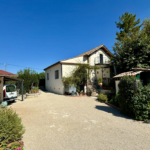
[0,107,25,149]
[10,141,24,150]
[17,68,39,93]
[98,78,102,83]
[107,92,120,107]
[118,76,136,116]
[97,93,108,102]
[131,85,150,121]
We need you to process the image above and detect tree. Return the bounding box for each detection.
[38,72,45,87]
[142,18,150,37]
[112,13,150,73]
[38,72,45,79]
[17,68,39,93]
[115,12,141,41]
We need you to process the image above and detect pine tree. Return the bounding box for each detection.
[115,12,141,41]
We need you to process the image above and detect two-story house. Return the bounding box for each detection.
[44,44,112,94]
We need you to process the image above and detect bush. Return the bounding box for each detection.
[0,107,25,149]
[97,93,108,102]
[10,141,24,150]
[118,76,136,116]
[131,85,150,121]
[107,92,119,107]
[17,68,39,93]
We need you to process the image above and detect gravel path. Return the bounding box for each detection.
[9,91,150,150]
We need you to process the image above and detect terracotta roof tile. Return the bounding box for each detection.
[132,68,150,71]
[75,44,111,57]
[113,71,143,78]
[0,70,17,76]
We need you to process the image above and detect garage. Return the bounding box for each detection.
[0,70,24,103]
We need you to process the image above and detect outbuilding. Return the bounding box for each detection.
[0,70,24,103]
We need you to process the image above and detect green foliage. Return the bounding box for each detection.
[98,78,102,83]
[97,93,108,102]
[0,107,25,149]
[31,87,38,92]
[38,72,45,79]
[112,13,150,73]
[115,76,150,122]
[17,68,39,93]
[142,18,150,37]
[115,12,141,41]
[38,72,45,87]
[118,76,136,116]
[62,64,99,92]
[107,92,119,107]
[131,85,150,121]
[11,141,24,150]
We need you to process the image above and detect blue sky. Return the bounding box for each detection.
[0,0,150,74]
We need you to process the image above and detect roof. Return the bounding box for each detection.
[113,71,143,78]
[44,61,86,71]
[75,44,112,57]
[0,70,17,76]
[3,76,23,81]
[132,68,150,71]
[44,44,112,70]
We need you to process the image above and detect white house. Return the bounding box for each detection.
[44,44,112,94]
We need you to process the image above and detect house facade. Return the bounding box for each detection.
[44,44,112,94]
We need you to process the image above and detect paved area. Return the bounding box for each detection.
[9,91,150,150]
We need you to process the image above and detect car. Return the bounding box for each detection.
[3,84,17,102]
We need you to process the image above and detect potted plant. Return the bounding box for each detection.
[29,90,31,94]
[98,78,103,86]
[80,91,83,96]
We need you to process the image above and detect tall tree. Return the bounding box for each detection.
[115,12,141,41]
[142,18,150,37]
[112,13,150,73]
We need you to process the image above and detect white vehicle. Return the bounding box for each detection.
[3,84,17,101]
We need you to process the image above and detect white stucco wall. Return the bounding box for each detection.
[61,56,88,64]
[62,64,77,77]
[115,80,120,93]
[45,64,64,95]
[89,48,110,66]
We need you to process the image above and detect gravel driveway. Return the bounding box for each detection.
[9,91,150,150]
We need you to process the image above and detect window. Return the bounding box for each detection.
[55,70,59,79]
[6,85,16,92]
[47,73,49,80]
[100,54,103,64]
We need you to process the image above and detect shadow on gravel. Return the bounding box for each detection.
[95,105,132,120]
[7,101,17,106]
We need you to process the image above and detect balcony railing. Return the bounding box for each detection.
[94,57,110,65]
